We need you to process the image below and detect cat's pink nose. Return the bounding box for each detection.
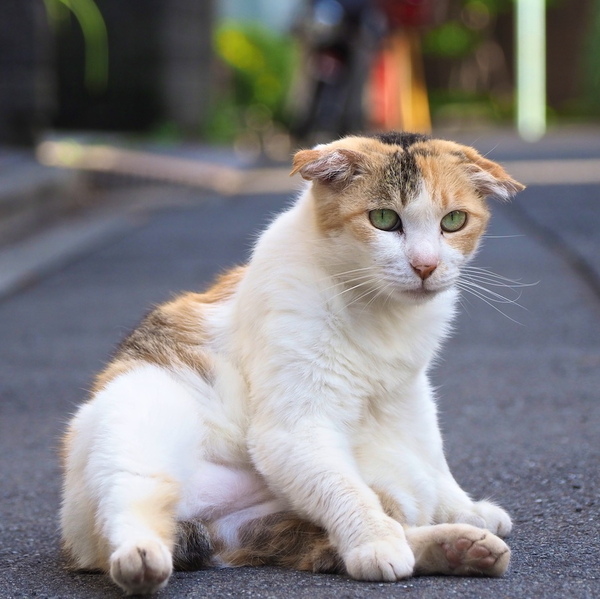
[412,263,437,280]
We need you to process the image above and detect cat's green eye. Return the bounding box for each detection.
[369,209,402,232]
[441,210,467,233]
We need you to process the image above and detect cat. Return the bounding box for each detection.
[60,131,525,595]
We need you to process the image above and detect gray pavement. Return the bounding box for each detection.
[0,132,599,598]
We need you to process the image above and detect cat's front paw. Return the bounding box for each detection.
[452,500,512,537]
[110,539,172,595]
[344,537,415,581]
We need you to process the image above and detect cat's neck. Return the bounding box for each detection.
[236,189,457,369]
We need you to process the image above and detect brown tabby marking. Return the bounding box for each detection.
[172,520,214,571]
[115,295,214,377]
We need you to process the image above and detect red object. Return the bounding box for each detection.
[376,0,437,29]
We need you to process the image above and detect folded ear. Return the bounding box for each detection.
[460,146,525,201]
[290,148,366,188]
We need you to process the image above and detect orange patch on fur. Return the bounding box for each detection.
[413,151,490,256]
[92,360,138,394]
[373,487,408,524]
[198,266,247,304]
[130,474,180,550]
[296,138,406,235]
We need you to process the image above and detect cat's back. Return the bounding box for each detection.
[92,265,247,394]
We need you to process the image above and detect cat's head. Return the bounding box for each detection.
[291,132,524,303]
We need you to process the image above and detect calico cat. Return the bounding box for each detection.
[61,132,525,595]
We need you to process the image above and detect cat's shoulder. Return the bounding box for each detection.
[91,266,248,394]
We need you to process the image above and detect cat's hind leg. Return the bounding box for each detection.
[405,523,510,577]
[62,364,208,594]
[104,471,179,595]
[172,519,214,571]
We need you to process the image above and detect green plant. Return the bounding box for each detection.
[43,0,108,93]
[206,21,297,142]
[582,0,600,116]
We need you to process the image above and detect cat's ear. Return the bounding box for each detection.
[290,148,366,188]
[460,146,525,201]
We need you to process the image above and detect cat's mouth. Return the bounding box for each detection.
[402,281,451,301]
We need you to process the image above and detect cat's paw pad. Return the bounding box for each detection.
[344,537,415,581]
[110,539,172,595]
[441,527,510,577]
[454,500,512,537]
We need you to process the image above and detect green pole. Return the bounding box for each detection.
[516,0,546,141]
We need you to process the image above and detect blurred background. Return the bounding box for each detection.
[1,0,599,153]
[1,0,600,252]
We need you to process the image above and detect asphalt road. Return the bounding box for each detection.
[1,133,599,598]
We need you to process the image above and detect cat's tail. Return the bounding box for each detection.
[171,519,215,571]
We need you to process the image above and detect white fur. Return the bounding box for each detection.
[61,181,511,593]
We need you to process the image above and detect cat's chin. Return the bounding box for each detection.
[397,286,450,304]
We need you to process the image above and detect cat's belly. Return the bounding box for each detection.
[177,461,277,523]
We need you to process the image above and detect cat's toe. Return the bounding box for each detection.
[471,500,512,537]
[110,539,172,595]
[441,527,510,576]
[452,500,512,537]
[344,537,415,581]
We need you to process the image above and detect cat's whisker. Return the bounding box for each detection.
[463,274,531,289]
[327,278,377,304]
[461,270,534,305]
[456,282,525,325]
[360,280,395,315]
[316,266,379,290]
[481,142,500,158]
[462,273,534,290]
[334,280,384,315]
[457,295,472,317]
[462,265,520,279]
[327,268,377,281]
[459,279,526,307]
[348,285,379,307]
[321,272,378,293]
[330,266,376,276]
[462,266,538,287]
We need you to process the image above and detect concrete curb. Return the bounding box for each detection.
[0,150,82,246]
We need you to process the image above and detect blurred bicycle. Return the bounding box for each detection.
[288,0,446,143]
[288,0,382,144]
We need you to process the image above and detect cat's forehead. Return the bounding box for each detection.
[340,135,471,206]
